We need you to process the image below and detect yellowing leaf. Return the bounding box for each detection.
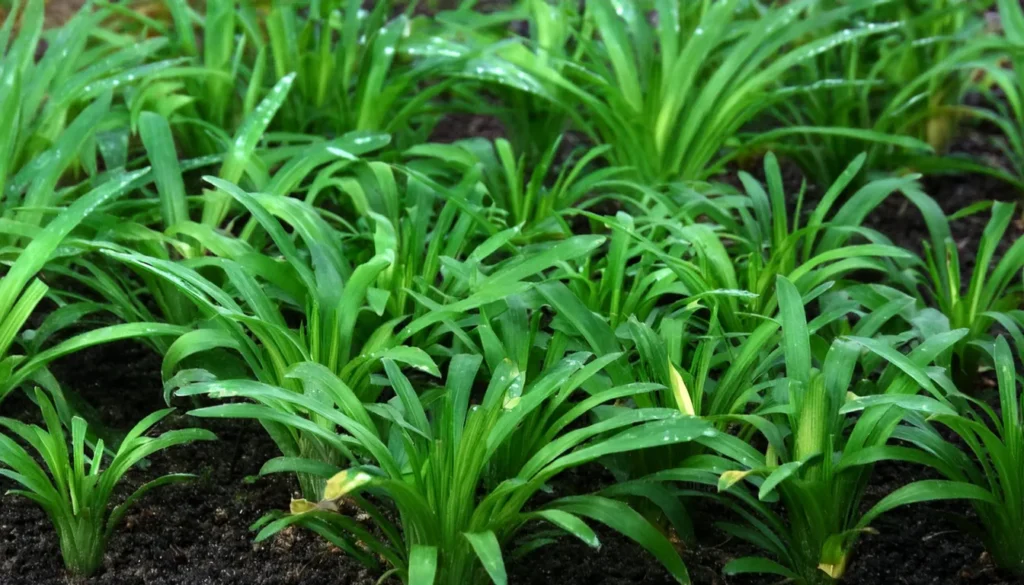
[290,499,316,515]
[818,562,842,579]
[323,469,372,501]
[819,528,869,579]
[717,470,753,492]
[668,362,695,416]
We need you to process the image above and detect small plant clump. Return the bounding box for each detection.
[0,390,214,576]
[1,0,1024,583]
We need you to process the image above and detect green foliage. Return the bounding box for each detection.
[4,0,1023,582]
[900,192,1024,381]
[968,0,1024,189]
[0,170,186,404]
[0,0,175,242]
[62,120,389,355]
[436,0,581,162]
[406,136,631,239]
[561,153,919,338]
[674,153,917,320]
[115,0,463,155]
[478,0,900,183]
[108,178,441,396]
[768,0,998,186]
[665,277,992,584]
[265,0,457,143]
[0,389,215,575]
[901,336,1024,575]
[112,176,604,495]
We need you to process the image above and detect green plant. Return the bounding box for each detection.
[600,154,918,334]
[304,156,508,320]
[587,305,783,536]
[767,0,998,186]
[0,0,185,246]
[658,277,993,584]
[496,0,900,183]
[406,136,630,239]
[899,336,1024,575]
[690,153,917,318]
[437,0,582,162]
[264,0,458,144]
[112,174,604,383]
[6,81,377,360]
[109,176,604,494]
[965,0,1024,189]
[504,276,777,537]
[900,191,1024,382]
[551,269,935,540]
[117,0,461,155]
[563,211,690,332]
[0,388,215,575]
[179,354,709,585]
[106,179,439,396]
[55,114,389,355]
[0,170,186,405]
[107,0,284,156]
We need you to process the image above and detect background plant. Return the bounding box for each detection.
[0,0,187,247]
[435,0,582,163]
[405,136,631,240]
[0,170,186,407]
[492,0,902,183]
[962,0,1024,190]
[110,0,464,156]
[766,0,998,186]
[898,191,1024,383]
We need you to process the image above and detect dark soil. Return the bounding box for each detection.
[844,462,1015,585]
